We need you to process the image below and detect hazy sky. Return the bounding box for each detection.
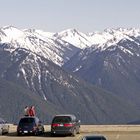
[0,0,140,33]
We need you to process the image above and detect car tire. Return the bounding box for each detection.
[51,133,55,137]
[7,126,9,134]
[77,127,80,134]
[42,127,45,134]
[1,128,4,135]
[17,132,21,136]
[0,128,2,135]
[34,131,39,136]
[72,129,76,137]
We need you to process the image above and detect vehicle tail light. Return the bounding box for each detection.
[64,123,74,127]
[52,123,60,127]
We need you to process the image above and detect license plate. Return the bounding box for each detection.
[24,131,28,133]
[59,124,63,126]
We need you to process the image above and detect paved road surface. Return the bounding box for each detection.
[0,125,140,140]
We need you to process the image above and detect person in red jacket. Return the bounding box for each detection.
[29,106,36,116]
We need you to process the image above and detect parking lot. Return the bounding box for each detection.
[0,125,140,140]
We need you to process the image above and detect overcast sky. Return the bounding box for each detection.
[0,0,140,33]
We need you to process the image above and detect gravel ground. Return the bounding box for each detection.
[0,125,140,140]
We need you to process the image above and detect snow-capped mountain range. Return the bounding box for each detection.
[63,27,140,108]
[1,26,140,66]
[1,26,140,124]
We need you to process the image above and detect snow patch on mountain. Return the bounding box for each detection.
[118,46,134,56]
[73,66,82,72]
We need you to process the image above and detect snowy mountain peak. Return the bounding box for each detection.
[0,26,83,66]
[0,26,25,43]
[1,26,22,35]
[23,29,54,39]
[0,26,140,66]
[34,30,55,38]
[23,28,36,33]
[104,27,140,37]
[54,28,92,49]
[87,28,140,51]
[1,25,17,30]
[57,28,80,36]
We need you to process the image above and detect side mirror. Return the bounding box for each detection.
[76,120,81,123]
[78,120,81,123]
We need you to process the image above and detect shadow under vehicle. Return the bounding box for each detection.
[81,135,107,140]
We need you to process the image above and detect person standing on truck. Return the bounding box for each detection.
[29,106,36,116]
[24,106,29,116]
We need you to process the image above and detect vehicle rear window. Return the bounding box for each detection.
[52,116,71,123]
[19,118,35,124]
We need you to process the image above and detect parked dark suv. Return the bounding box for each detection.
[17,116,44,136]
[51,114,80,136]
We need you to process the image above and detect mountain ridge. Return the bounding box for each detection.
[1,26,140,66]
[0,45,140,124]
[1,26,140,124]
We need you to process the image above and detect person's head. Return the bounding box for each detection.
[25,106,28,109]
[31,106,34,109]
